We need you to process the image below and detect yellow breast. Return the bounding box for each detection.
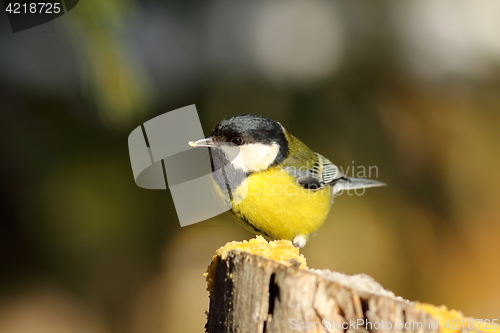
[229,167,332,241]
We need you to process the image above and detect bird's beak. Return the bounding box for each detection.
[188,136,217,148]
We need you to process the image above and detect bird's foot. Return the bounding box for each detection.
[292,235,307,248]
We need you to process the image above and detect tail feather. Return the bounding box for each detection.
[331,177,386,194]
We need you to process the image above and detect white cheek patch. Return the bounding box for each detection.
[221,143,279,173]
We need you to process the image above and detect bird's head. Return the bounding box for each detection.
[189,114,289,173]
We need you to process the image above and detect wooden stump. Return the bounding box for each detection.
[205,238,498,333]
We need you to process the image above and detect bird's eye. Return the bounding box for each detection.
[230,137,244,145]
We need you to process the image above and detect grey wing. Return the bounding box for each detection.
[317,153,341,184]
[286,153,386,194]
[284,153,342,190]
[323,153,386,194]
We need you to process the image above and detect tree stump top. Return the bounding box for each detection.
[205,237,499,333]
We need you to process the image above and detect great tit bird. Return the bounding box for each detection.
[189,114,385,247]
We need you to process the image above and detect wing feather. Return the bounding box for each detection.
[284,153,341,190]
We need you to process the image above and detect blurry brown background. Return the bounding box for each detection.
[1,1,500,332]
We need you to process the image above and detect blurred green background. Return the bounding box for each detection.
[1,1,500,332]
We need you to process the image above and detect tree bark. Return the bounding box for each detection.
[205,250,490,333]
